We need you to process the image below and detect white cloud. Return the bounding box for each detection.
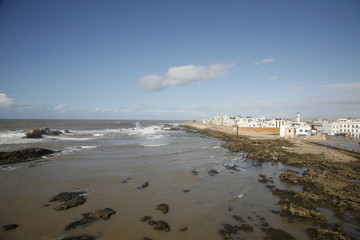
[54,104,68,114]
[285,83,303,93]
[253,58,275,66]
[0,93,15,107]
[322,82,360,95]
[139,63,233,91]
[268,75,279,81]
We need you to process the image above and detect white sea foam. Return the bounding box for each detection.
[59,145,99,155]
[144,143,169,148]
[0,130,42,145]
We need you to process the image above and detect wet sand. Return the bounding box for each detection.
[1,124,360,240]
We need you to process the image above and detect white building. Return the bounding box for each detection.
[280,112,315,138]
[322,121,341,136]
[321,119,360,137]
[338,119,360,137]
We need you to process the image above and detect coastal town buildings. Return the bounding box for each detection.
[322,118,360,138]
[201,115,291,128]
[200,113,360,138]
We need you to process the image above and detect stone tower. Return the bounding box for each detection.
[296,112,301,124]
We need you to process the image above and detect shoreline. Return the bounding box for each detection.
[184,121,360,240]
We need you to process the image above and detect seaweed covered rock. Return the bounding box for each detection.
[147,220,170,232]
[65,208,116,231]
[49,191,87,211]
[0,148,56,165]
[156,203,169,214]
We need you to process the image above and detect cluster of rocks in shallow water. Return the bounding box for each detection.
[49,191,115,239]
[24,128,64,138]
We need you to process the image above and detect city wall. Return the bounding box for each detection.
[183,122,279,136]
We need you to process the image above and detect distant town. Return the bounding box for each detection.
[199,113,360,138]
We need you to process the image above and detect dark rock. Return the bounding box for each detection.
[191,169,199,176]
[47,130,62,136]
[233,215,245,222]
[61,235,96,240]
[55,196,87,211]
[138,181,149,189]
[156,203,169,214]
[50,191,87,210]
[143,238,152,240]
[50,191,87,202]
[25,129,47,138]
[141,216,152,222]
[0,148,56,165]
[179,227,188,232]
[148,220,170,232]
[218,229,233,240]
[225,165,240,171]
[222,224,238,234]
[65,208,116,231]
[262,228,296,240]
[2,224,19,231]
[306,223,353,240]
[238,224,253,232]
[24,128,62,138]
[208,169,219,176]
[183,189,190,193]
[258,174,274,184]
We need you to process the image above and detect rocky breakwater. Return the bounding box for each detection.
[185,126,360,240]
[0,148,57,165]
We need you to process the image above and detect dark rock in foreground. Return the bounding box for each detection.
[138,181,149,189]
[148,220,170,232]
[306,223,354,240]
[50,191,87,211]
[50,191,87,202]
[141,216,152,222]
[65,208,116,231]
[156,203,169,214]
[208,169,219,176]
[54,196,87,211]
[0,148,56,165]
[61,235,97,240]
[262,228,296,240]
[2,224,19,231]
[191,169,200,176]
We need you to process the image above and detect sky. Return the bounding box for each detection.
[0,0,360,120]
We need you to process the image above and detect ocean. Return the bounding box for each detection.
[0,119,354,239]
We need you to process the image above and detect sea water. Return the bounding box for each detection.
[0,120,357,239]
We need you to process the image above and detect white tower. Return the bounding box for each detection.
[296,112,301,124]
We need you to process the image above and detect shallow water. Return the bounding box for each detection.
[0,120,358,239]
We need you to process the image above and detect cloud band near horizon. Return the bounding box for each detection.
[138,63,233,91]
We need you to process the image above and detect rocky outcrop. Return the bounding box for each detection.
[65,208,116,231]
[0,148,56,165]
[147,220,170,232]
[25,128,62,138]
[49,192,87,211]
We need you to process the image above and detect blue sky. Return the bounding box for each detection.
[1,0,359,120]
